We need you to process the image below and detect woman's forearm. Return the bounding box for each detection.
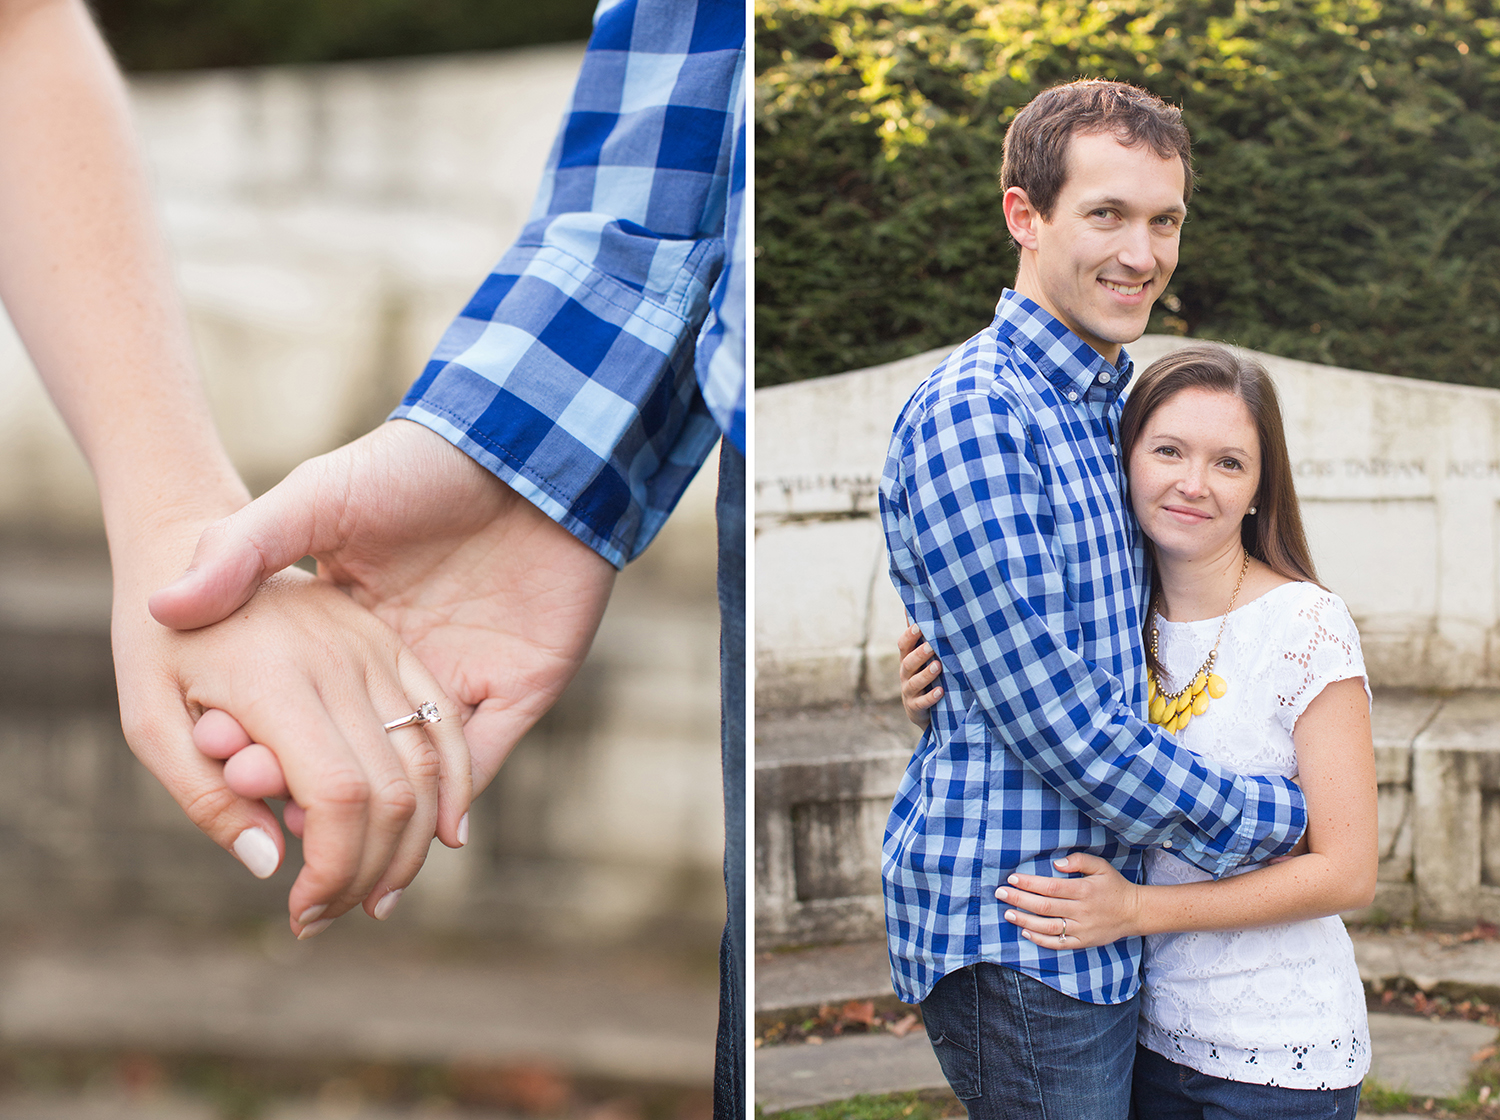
[0,0,247,565]
[1134,851,1376,937]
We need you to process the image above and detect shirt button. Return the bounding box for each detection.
[1097,372,1111,384]
[1163,841,1174,849]
[1067,391,1078,401]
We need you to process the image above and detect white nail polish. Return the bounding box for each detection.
[296,918,334,941]
[297,904,327,925]
[373,889,404,921]
[457,812,469,846]
[233,827,279,879]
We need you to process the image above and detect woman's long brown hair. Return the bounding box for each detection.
[1119,342,1320,677]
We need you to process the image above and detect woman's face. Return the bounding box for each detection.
[1127,387,1261,564]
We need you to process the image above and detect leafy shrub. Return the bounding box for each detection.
[756,0,1500,387]
[92,0,597,71]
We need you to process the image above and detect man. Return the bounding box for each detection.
[878,79,1306,1118]
[148,0,746,1113]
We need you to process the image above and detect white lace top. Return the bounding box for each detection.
[1138,581,1372,1090]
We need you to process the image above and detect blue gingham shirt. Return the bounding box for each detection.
[879,291,1309,1006]
[393,0,745,568]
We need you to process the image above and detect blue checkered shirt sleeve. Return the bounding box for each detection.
[891,387,1307,876]
[392,0,745,568]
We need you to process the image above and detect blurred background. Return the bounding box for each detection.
[0,3,725,1117]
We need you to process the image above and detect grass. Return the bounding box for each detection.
[757,1090,964,1120]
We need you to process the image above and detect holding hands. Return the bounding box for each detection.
[150,420,618,804]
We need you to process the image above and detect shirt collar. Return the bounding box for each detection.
[992,289,1134,399]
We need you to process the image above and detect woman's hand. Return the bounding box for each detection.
[898,623,943,728]
[996,853,1143,950]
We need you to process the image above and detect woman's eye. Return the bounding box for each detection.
[1221,458,1243,471]
[1154,445,1179,457]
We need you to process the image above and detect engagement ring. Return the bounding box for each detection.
[384,701,441,732]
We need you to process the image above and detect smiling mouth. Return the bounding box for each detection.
[1163,505,1211,522]
[1100,279,1147,296]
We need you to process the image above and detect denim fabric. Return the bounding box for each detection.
[1132,1046,1362,1120]
[713,440,745,1120]
[919,962,1137,1120]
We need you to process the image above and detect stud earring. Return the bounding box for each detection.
[1248,506,1258,515]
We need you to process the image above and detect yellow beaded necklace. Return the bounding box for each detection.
[1146,550,1250,735]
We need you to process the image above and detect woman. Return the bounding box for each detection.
[899,343,1376,1117]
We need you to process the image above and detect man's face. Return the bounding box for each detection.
[1019,132,1186,364]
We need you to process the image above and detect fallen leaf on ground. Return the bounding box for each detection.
[840,1000,876,1027]
[890,1014,920,1038]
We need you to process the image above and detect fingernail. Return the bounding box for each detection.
[1055,859,1069,869]
[1007,874,1020,886]
[996,888,1009,901]
[233,827,279,879]
[457,812,469,846]
[297,904,327,925]
[373,889,403,921]
[296,918,334,941]
[1004,910,1018,922]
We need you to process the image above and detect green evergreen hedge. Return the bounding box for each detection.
[91,0,596,72]
[756,0,1500,387]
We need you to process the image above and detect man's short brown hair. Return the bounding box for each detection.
[1001,79,1194,222]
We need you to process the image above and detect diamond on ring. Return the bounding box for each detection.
[384,702,442,732]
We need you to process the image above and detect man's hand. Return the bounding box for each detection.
[149,420,618,799]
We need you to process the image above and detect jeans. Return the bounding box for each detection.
[1132,1045,1361,1120]
[713,441,745,1120]
[919,962,1138,1120]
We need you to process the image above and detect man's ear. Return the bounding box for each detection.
[1003,186,1043,251]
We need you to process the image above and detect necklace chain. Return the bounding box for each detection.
[1147,550,1250,731]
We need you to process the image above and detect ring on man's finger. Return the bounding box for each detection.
[1058,917,1068,940]
[384,701,441,732]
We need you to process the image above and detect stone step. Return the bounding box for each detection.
[0,926,716,1088]
[754,1013,1496,1114]
[754,1032,945,1114]
[754,933,1500,1112]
